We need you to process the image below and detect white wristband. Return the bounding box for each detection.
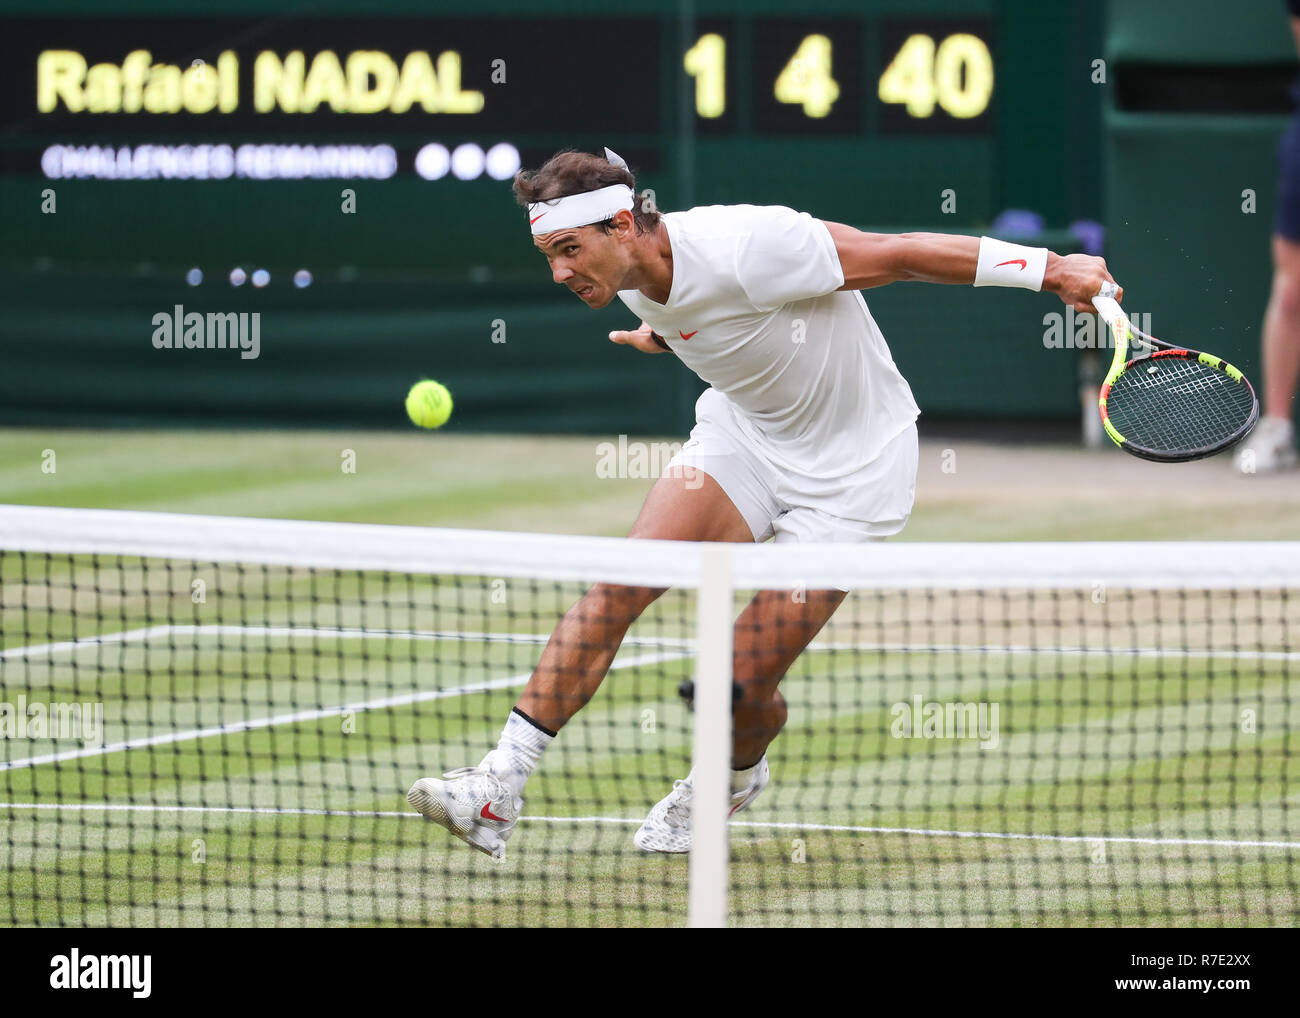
[973,236,1048,291]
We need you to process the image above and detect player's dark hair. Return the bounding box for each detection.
[513,149,661,235]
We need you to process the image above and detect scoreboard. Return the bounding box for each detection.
[0,0,1077,285]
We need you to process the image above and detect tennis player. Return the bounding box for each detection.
[409,147,1119,857]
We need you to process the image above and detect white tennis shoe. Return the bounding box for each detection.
[407,767,521,859]
[1234,416,1297,474]
[633,756,770,854]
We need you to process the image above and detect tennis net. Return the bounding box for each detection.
[2,504,1297,927]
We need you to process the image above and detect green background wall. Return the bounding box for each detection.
[1102,1,1295,402]
[8,0,1286,435]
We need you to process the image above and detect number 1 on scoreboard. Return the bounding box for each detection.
[684,33,726,118]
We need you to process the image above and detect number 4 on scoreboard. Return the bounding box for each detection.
[773,35,840,119]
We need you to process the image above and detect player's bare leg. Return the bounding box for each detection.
[514,465,753,731]
[408,466,751,857]
[1264,236,1300,420]
[1237,234,1300,472]
[730,588,847,766]
[517,558,843,755]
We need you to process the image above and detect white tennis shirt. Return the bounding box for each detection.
[618,204,920,479]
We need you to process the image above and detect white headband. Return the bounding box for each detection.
[527,147,635,235]
[528,184,635,235]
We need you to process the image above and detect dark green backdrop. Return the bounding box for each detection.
[1103,0,1295,412]
[4,0,1286,436]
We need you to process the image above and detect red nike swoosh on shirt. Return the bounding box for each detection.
[995,258,1027,270]
[481,802,509,822]
[529,213,547,225]
[679,330,698,340]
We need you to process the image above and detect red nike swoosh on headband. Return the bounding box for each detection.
[529,213,547,225]
[995,258,1027,270]
[481,802,509,822]
[679,330,698,340]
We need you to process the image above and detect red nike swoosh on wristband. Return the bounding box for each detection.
[995,258,1028,270]
[481,802,509,822]
[529,213,547,225]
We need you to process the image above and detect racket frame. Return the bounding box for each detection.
[1092,295,1259,463]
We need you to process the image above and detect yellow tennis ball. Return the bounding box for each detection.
[405,379,453,429]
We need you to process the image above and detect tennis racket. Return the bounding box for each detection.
[1092,289,1259,463]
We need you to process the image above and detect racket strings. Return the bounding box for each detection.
[1107,356,1256,454]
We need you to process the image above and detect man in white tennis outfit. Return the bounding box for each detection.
[408,147,1119,858]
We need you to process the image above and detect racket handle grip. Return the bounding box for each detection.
[1091,294,1129,334]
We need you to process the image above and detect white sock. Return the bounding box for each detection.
[730,757,763,795]
[480,710,554,800]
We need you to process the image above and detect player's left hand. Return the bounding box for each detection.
[1046,253,1122,312]
[609,321,671,354]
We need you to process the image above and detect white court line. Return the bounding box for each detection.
[1,624,689,660]
[0,648,686,773]
[810,642,1300,662]
[1,625,173,660]
[2,801,1296,851]
[1,802,418,818]
[727,821,1300,851]
[5,624,1292,663]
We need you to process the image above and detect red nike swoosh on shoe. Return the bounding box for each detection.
[679,330,698,340]
[481,802,509,822]
[995,258,1027,270]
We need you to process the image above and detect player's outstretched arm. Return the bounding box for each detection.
[823,222,1121,311]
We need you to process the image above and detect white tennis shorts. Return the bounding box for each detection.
[665,387,918,544]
